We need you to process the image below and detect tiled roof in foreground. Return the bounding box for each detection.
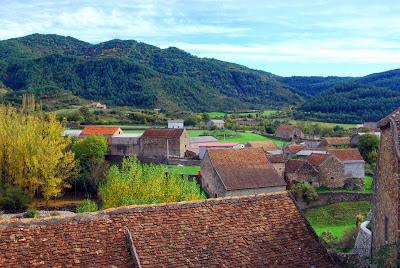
[0,192,335,268]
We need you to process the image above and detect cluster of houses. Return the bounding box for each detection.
[5,109,400,267]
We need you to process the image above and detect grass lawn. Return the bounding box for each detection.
[263,109,278,116]
[305,201,371,238]
[207,112,226,119]
[123,129,146,134]
[217,131,288,146]
[163,165,201,175]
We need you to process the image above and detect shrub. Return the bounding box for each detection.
[290,181,318,203]
[23,209,40,218]
[0,185,31,212]
[76,199,98,213]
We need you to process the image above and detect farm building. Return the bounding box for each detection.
[328,149,365,179]
[301,137,322,148]
[189,136,217,153]
[109,134,142,157]
[372,108,400,256]
[79,126,123,143]
[245,140,279,151]
[283,143,307,158]
[307,153,345,188]
[88,101,107,109]
[275,124,303,140]
[200,148,286,197]
[350,132,381,147]
[206,119,225,129]
[318,137,351,148]
[285,159,319,187]
[295,149,327,158]
[167,119,184,129]
[266,153,285,177]
[198,142,242,159]
[0,193,335,267]
[139,128,190,162]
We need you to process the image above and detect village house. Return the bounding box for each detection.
[318,137,351,148]
[275,124,303,140]
[266,153,285,177]
[0,193,335,267]
[167,119,184,129]
[283,143,308,158]
[245,140,279,151]
[198,142,242,159]
[62,129,82,138]
[372,108,400,256]
[79,126,123,143]
[188,136,217,154]
[307,153,345,188]
[109,133,142,157]
[295,149,327,158]
[206,119,225,129]
[328,148,365,179]
[201,148,286,197]
[285,159,319,187]
[139,128,190,162]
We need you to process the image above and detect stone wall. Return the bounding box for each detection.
[372,125,399,253]
[297,192,371,209]
[319,156,345,188]
[200,153,226,198]
[354,220,372,258]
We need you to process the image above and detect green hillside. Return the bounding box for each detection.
[0,34,302,113]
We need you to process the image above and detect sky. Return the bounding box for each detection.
[1,0,399,76]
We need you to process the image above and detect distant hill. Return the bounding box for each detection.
[0,34,302,113]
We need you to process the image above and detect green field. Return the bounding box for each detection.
[217,131,287,146]
[288,119,356,129]
[207,112,226,119]
[164,165,201,175]
[305,201,371,238]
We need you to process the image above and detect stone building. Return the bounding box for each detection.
[283,143,307,158]
[139,128,190,161]
[188,136,217,154]
[328,148,365,179]
[167,119,184,129]
[307,153,345,188]
[275,124,303,140]
[266,153,285,177]
[109,134,142,157]
[285,159,319,187]
[206,119,225,129]
[318,137,351,148]
[0,193,335,267]
[200,148,286,197]
[372,109,400,256]
[79,126,123,143]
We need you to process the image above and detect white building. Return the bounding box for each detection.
[168,119,184,129]
[207,119,225,129]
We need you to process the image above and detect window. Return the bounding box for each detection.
[331,177,334,180]
[385,216,389,243]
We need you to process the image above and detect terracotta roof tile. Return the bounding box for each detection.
[286,144,307,154]
[328,149,364,161]
[142,128,184,139]
[285,159,307,173]
[0,193,335,268]
[81,126,122,135]
[198,142,239,147]
[322,137,351,146]
[307,153,330,167]
[207,148,286,190]
[246,140,279,150]
[267,153,285,163]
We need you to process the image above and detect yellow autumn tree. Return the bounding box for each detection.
[0,106,77,200]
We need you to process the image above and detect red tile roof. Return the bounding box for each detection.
[246,140,279,150]
[328,149,364,161]
[277,124,296,132]
[207,148,286,190]
[307,153,330,167]
[267,153,285,163]
[0,193,335,268]
[198,142,240,147]
[142,128,184,139]
[322,137,351,146]
[285,159,307,173]
[286,144,307,154]
[81,126,122,136]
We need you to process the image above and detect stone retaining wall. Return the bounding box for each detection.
[353,220,372,258]
[298,191,372,209]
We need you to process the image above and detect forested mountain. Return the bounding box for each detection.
[0,34,302,113]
